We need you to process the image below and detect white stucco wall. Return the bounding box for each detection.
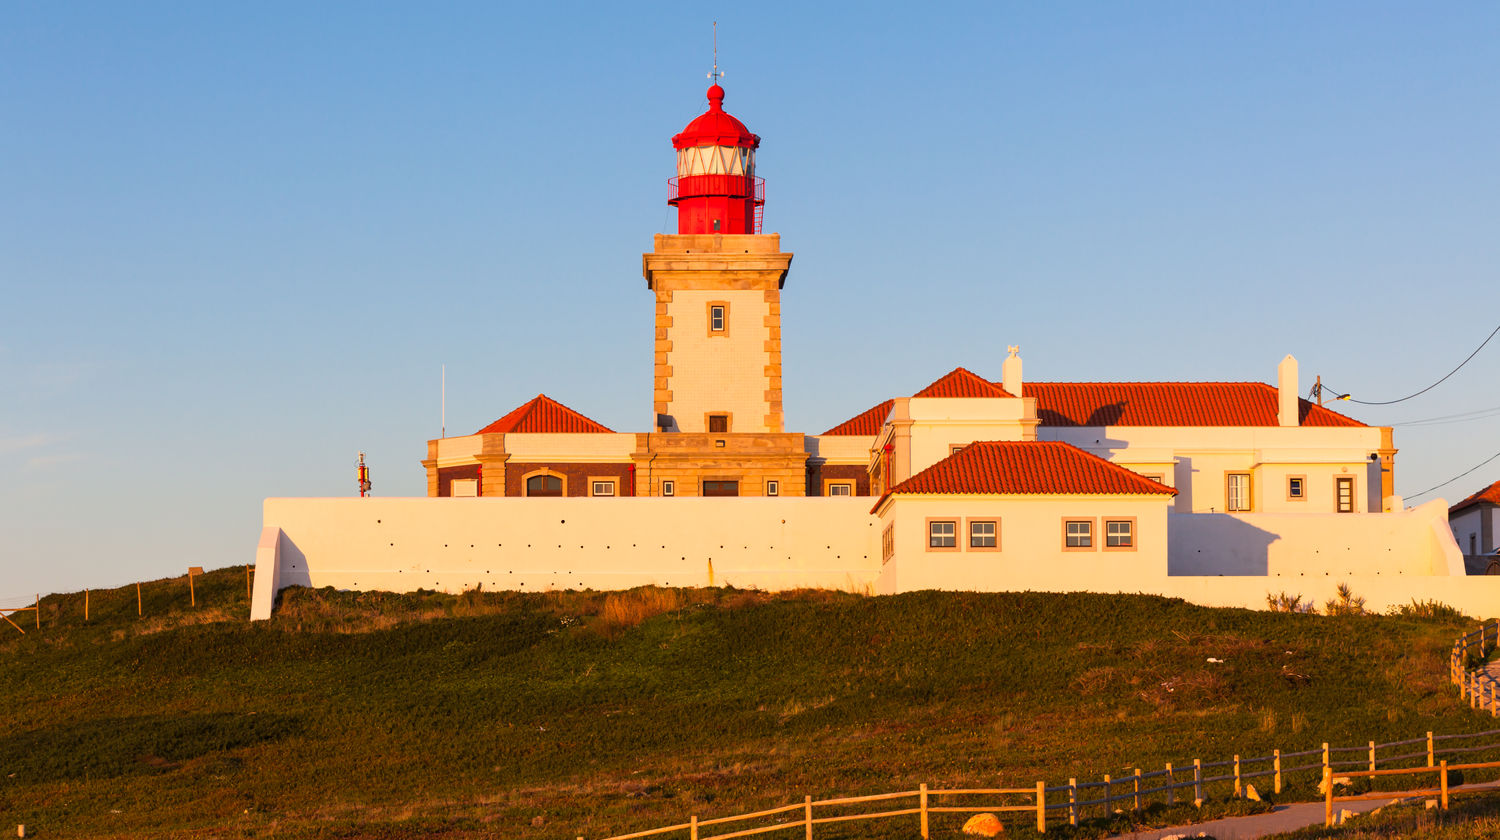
[251,497,880,619]
[875,495,1170,593]
[667,289,771,432]
[502,433,636,462]
[1167,499,1464,576]
[1040,425,1386,513]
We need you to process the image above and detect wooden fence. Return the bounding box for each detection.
[0,566,256,634]
[585,619,1500,839]
[1453,619,1500,715]
[0,595,40,634]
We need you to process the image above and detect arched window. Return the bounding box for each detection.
[526,475,563,497]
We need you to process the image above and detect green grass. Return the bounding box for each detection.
[0,570,1496,839]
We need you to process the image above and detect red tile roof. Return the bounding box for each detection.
[822,399,894,436]
[914,367,1014,399]
[1450,480,1500,516]
[822,368,1012,435]
[1023,382,1366,428]
[875,441,1176,511]
[476,394,614,435]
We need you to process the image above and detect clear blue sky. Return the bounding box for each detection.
[4,2,1498,601]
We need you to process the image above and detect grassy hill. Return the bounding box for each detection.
[0,569,1494,839]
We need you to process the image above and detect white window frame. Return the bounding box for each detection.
[1064,520,1094,550]
[1104,519,1135,549]
[661,480,675,497]
[766,480,779,496]
[450,478,478,498]
[927,519,957,550]
[1226,473,1252,512]
[590,479,616,497]
[968,519,998,550]
[827,482,853,497]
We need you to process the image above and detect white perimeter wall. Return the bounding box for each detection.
[252,497,1499,621]
[252,497,881,619]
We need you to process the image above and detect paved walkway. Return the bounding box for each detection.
[1108,780,1500,840]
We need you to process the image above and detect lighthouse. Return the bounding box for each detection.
[667,84,764,235]
[634,81,807,496]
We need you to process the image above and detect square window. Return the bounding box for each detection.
[928,520,956,549]
[827,483,853,496]
[766,480,779,496]
[661,480,674,497]
[591,480,615,497]
[1105,520,1134,548]
[708,414,729,433]
[969,520,997,549]
[1288,476,1305,500]
[1065,520,1093,548]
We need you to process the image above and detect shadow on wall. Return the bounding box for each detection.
[1167,513,1279,575]
[278,534,312,589]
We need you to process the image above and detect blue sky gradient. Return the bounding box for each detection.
[3,2,1497,600]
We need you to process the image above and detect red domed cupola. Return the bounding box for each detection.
[668,84,765,234]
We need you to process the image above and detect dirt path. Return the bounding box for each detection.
[1108,780,1500,840]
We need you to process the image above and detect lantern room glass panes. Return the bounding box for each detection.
[677,145,755,177]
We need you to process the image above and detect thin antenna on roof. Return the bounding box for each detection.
[708,21,724,84]
[441,365,446,438]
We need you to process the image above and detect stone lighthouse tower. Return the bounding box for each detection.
[633,82,806,497]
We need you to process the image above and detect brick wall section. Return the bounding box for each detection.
[437,464,482,497]
[505,463,636,497]
[808,463,871,496]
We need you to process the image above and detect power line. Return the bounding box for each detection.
[1392,403,1500,428]
[1404,448,1500,501]
[1318,320,1500,406]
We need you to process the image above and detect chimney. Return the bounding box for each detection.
[1277,354,1299,427]
[1002,345,1023,398]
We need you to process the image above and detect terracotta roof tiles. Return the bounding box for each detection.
[1450,480,1500,516]
[475,394,614,435]
[1023,382,1366,428]
[875,441,1176,511]
[914,367,1014,399]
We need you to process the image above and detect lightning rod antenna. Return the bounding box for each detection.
[708,21,724,85]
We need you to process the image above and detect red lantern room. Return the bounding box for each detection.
[668,84,765,234]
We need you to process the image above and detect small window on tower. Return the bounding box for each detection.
[662,480,675,497]
[766,480,779,496]
[709,304,727,334]
[708,414,729,433]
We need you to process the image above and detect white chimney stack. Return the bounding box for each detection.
[1277,354,1299,427]
[1002,345,1023,398]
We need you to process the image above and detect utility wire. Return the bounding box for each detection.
[1404,448,1500,501]
[1392,403,1500,428]
[1320,320,1500,406]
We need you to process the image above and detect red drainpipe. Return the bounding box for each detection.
[882,443,894,494]
[627,464,636,497]
[476,464,483,497]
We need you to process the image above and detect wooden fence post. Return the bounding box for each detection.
[84,589,89,622]
[919,783,928,840]
[1322,742,1330,777]
[1068,778,1077,826]
[1440,760,1449,810]
[1368,740,1376,773]
[246,564,253,601]
[136,582,142,616]
[804,795,812,840]
[1427,731,1435,767]
[1233,755,1241,798]
[35,594,40,629]
[1133,768,1142,811]
[690,815,698,840]
[1166,763,1174,806]
[1103,774,1111,816]
[189,569,196,608]
[1323,767,1333,827]
[1273,749,1282,794]
[1036,780,1046,834]
[1193,759,1202,806]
